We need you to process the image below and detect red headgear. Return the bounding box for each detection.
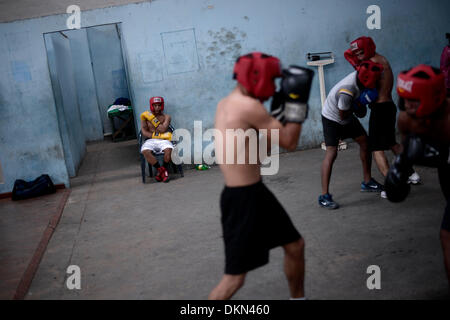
[233,52,282,101]
[397,65,446,117]
[150,96,164,113]
[356,60,383,89]
[350,36,376,60]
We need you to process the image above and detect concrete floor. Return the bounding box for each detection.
[23,139,449,299]
[0,189,68,299]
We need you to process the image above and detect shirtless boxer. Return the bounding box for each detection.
[345,36,420,192]
[209,52,314,300]
[385,65,450,285]
[140,96,172,183]
[319,60,384,209]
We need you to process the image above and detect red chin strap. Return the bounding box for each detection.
[357,60,383,89]
[150,96,164,112]
[233,52,282,101]
[397,64,446,117]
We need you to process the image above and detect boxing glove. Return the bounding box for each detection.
[404,134,446,168]
[384,154,412,202]
[280,66,314,124]
[270,91,285,122]
[344,49,360,69]
[152,131,172,141]
[140,111,160,128]
[358,88,378,107]
[352,101,367,118]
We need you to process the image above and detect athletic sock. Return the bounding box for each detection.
[153,162,160,169]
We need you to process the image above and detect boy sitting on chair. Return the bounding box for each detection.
[140,96,173,183]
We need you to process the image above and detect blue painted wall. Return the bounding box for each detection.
[0,0,449,193]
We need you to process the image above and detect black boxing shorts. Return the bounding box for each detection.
[220,180,302,275]
[368,101,398,151]
[322,115,367,147]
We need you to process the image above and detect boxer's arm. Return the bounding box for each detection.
[337,93,353,120]
[248,102,301,151]
[141,119,155,139]
[156,114,171,133]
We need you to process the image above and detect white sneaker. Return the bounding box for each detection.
[407,171,421,185]
[380,191,387,199]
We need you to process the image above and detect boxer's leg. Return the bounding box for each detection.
[283,238,305,298]
[162,148,172,172]
[354,135,372,183]
[142,149,157,166]
[208,273,246,300]
[373,150,389,177]
[321,146,338,195]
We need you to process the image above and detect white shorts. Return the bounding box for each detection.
[141,139,174,153]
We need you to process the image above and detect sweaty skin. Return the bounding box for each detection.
[214,85,301,187]
[370,53,394,103]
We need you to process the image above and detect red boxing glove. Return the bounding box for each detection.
[344,49,360,69]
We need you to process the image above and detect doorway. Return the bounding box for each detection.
[44,23,133,177]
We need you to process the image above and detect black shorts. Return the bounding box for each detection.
[438,164,450,231]
[368,101,398,151]
[220,180,302,275]
[322,115,367,147]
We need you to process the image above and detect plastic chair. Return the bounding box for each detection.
[138,126,184,183]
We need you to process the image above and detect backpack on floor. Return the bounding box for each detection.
[12,174,56,201]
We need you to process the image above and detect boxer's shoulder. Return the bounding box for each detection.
[371,54,391,69]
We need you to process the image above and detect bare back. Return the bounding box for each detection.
[371,53,394,102]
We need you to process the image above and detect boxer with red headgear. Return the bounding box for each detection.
[209,52,314,300]
[318,61,385,209]
[346,36,420,194]
[385,65,450,286]
[140,96,172,182]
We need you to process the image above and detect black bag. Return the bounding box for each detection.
[12,174,56,201]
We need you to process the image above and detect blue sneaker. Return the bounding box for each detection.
[318,193,339,209]
[361,178,383,192]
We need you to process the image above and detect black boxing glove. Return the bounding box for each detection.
[385,154,412,202]
[270,90,285,122]
[404,134,445,168]
[280,66,314,123]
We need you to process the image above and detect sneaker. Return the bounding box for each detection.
[155,167,165,182]
[318,193,339,209]
[161,167,170,183]
[361,178,383,192]
[380,191,387,199]
[407,171,421,185]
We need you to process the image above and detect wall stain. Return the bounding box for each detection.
[205,27,247,67]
